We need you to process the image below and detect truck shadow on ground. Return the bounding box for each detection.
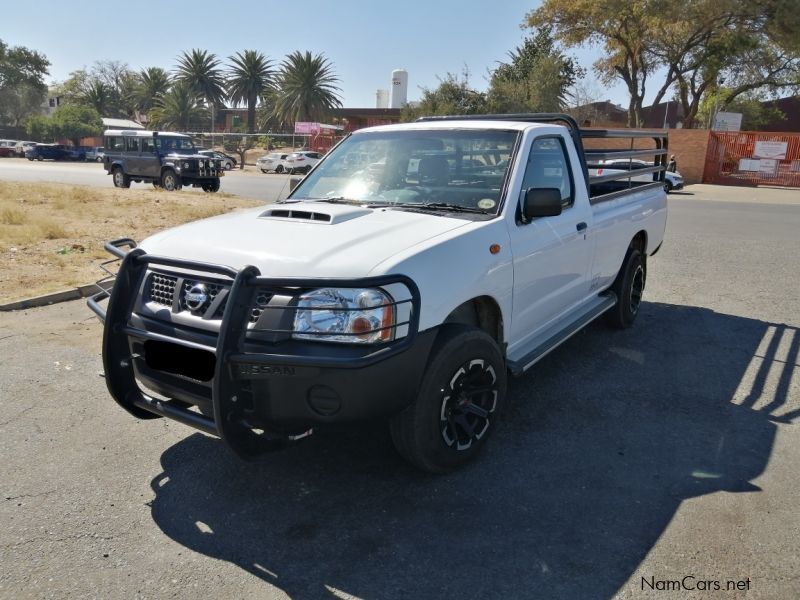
[148,301,798,599]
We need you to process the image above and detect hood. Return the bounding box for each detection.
[139,202,472,277]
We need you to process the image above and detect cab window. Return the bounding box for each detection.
[141,138,155,153]
[520,137,574,209]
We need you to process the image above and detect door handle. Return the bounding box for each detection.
[576,222,588,232]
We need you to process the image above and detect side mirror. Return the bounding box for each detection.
[289,176,302,192]
[523,187,562,221]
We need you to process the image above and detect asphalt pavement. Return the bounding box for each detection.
[1,185,799,599]
[0,158,293,203]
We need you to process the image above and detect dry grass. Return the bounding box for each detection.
[0,181,263,303]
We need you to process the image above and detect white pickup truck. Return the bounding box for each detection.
[90,114,668,472]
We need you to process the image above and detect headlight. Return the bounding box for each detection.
[293,288,395,344]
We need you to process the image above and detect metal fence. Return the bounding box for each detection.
[704,131,800,187]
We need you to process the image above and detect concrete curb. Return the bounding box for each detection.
[0,280,113,312]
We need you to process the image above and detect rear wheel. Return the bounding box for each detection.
[605,247,645,329]
[161,170,182,192]
[275,165,284,174]
[260,168,268,174]
[112,167,130,188]
[390,327,507,473]
[224,161,233,170]
[664,181,673,193]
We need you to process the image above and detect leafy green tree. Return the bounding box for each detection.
[0,38,50,126]
[526,0,658,127]
[488,28,585,113]
[401,71,488,121]
[697,87,786,130]
[227,50,273,133]
[25,114,54,141]
[527,0,799,128]
[56,61,139,118]
[149,80,207,131]
[273,51,342,124]
[51,104,103,146]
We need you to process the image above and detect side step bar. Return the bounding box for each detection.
[507,293,617,376]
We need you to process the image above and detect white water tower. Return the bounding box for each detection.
[376,89,389,109]
[390,69,408,109]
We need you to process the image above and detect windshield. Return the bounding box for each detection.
[289,129,519,215]
[155,136,196,153]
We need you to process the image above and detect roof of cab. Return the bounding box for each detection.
[357,120,561,134]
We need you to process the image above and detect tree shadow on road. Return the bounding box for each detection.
[148,302,799,599]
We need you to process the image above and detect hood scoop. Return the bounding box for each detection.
[259,203,372,225]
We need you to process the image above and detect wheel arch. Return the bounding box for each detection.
[441,295,505,349]
[631,229,648,254]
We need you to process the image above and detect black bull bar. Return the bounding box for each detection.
[87,238,421,459]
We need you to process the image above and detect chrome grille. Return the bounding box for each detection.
[149,274,177,307]
[147,271,271,323]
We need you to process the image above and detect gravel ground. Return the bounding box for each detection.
[1,185,798,599]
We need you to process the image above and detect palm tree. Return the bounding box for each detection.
[273,51,343,124]
[149,81,207,132]
[174,49,227,131]
[81,81,111,116]
[134,67,171,115]
[227,50,273,133]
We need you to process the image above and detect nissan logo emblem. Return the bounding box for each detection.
[185,283,209,311]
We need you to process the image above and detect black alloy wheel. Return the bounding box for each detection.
[390,327,507,472]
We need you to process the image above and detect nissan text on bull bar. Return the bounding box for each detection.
[88,114,668,473]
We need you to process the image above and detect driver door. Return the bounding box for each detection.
[506,135,594,354]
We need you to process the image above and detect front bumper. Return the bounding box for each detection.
[88,239,426,459]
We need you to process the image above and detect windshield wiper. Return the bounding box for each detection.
[407,202,490,214]
[280,196,365,205]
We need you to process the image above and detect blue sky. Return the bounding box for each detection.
[2,0,631,109]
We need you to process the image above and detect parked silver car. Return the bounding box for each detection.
[85,146,105,162]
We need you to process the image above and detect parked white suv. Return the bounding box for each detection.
[256,152,291,173]
[286,151,322,174]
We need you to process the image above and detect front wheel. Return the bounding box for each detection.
[202,178,220,193]
[161,170,182,191]
[605,247,646,329]
[390,327,507,473]
[664,181,673,193]
[275,165,284,174]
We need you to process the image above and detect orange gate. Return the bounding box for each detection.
[704,131,800,187]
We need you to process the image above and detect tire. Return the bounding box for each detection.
[224,161,233,170]
[664,181,673,193]
[202,178,220,193]
[161,170,182,191]
[390,327,507,473]
[96,157,103,163]
[605,247,646,329]
[275,165,284,174]
[260,168,268,174]
[27,157,33,161]
[112,167,130,188]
